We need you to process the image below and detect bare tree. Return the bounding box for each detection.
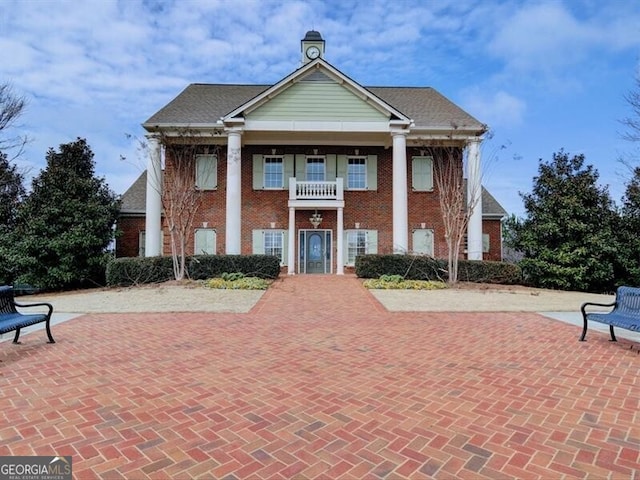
[621,76,640,143]
[134,129,220,280]
[0,83,29,157]
[430,144,482,284]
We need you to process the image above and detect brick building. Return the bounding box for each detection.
[116,31,506,274]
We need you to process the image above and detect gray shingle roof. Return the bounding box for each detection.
[144,84,484,131]
[120,171,147,214]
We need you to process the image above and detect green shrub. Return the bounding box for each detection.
[106,255,281,287]
[456,260,521,284]
[106,256,174,286]
[355,255,444,280]
[187,255,280,280]
[355,254,521,285]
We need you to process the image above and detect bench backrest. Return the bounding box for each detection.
[0,286,18,315]
[615,286,640,314]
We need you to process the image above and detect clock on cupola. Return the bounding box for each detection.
[301,30,325,64]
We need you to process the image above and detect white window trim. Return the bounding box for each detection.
[306,155,326,181]
[346,156,367,190]
[263,155,284,189]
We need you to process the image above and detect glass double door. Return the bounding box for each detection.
[299,230,332,274]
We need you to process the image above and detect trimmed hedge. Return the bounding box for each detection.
[106,254,281,287]
[355,254,444,281]
[355,254,521,285]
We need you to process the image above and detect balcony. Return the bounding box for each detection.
[288,177,345,208]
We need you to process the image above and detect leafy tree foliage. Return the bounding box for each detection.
[508,150,618,292]
[0,150,26,284]
[615,166,640,285]
[11,138,120,290]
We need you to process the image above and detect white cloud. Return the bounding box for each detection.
[461,89,526,130]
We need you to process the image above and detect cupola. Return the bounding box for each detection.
[301,30,325,64]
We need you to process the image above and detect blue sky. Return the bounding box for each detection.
[1,0,639,217]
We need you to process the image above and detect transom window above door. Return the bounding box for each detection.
[306,156,325,181]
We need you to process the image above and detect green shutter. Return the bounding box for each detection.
[295,154,306,180]
[366,230,378,254]
[367,155,377,191]
[343,230,349,265]
[326,154,337,181]
[283,154,294,188]
[252,229,264,254]
[337,155,348,187]
[252,154,263,189]
[281,230,288,266]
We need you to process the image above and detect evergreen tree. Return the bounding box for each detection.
[511,150,618,292]
[616,166,640,285]
[0,150,26,284]
[12,138,120,290]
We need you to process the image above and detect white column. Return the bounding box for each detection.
[287,207,296,274]
[392,130,409,253]
[466,137,483,260]
[336,207,344,275]
[225,129,243,254]
[144,134,162,257]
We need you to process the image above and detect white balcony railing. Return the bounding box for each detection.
[289,178,344,201]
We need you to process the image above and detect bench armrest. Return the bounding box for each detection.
[13,300,54,318]
[580,301,615,316]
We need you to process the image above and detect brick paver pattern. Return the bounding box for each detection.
[1,275,639,479]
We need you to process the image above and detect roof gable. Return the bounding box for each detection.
[246,70,389,123]
[223,59,410,126]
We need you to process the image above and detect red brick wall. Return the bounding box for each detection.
[483,219,503,262]
[115,216,145,258]
[117,144,504,265]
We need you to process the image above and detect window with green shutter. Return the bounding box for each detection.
[252,229,288,265]
[343,230,377,265]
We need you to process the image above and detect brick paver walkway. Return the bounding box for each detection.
[1,275,639,479]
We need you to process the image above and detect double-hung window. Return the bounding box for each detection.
[264,231,283,259]
[344,230,377,265]
[347,156,367,190]
[306,156,325,181]
[263,156,283,189]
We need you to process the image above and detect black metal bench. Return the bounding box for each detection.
[0,285,55,344]
[580,286,640,342]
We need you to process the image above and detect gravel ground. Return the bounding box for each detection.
[18,280,614,314]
